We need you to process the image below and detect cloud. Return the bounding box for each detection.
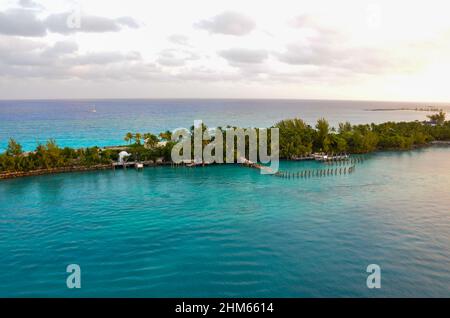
[0,9,47,37]
[72,51,142,65]
[195,11,255,36]
[115,16,140,28]
[176,66,240,82]
[18,0,44,9]
[0,7,139,37]
[0,36,148,80]
[67,62,162,81]
[156,49,199,67]
[41,41,78,58]
[275,15,416,75]
[275,34,412,76]
[219,48,268,64]
[0,35,236,84]
[0,36,47,66]
[45,13,139,34]
[276,42,336,66]
[168,34,190,46]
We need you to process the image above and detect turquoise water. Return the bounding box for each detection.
[1,99,449,152]
[0,147,449,297]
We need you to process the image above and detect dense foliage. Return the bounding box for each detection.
[275,116,449,158]
[0,134,175,173]
[1,114,449,173]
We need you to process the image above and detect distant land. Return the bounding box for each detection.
[366,106,444,112]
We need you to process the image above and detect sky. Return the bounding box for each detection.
[1,0,450,101]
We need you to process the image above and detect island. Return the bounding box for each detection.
[1,112,449,180]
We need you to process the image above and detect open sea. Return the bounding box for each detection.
[1,99,449,152]
[0,99,449,297]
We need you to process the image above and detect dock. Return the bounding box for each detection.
[291,153,350,162]
[312,153,349,162]
[112,160,168,169]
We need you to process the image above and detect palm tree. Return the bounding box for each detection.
[124,132,133,144]
[159,130,172,141]
[143,133,159,149]
[134,133,142,145]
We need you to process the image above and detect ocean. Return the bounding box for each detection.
[0,99,449,297]
[1,99,449,152]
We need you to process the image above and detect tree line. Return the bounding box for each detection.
[276,114,449,158]
[1,114,449,173]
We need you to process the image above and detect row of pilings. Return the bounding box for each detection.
[275,155,367,179]
[275,165,357,179]
[321,156,366,166]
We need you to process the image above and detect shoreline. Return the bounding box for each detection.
[0,161,177,180]
[2,116,449,181]
[2,142,449,181]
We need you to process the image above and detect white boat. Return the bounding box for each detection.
[91,105,97,113]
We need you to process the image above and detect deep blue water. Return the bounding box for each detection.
[0,147,449,297]
[0,99,449,297]
[1,99,449,152]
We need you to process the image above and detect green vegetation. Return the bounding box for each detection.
[1,112,449,175]
[275,118,313,158]
[0,133,175,174]
[276,114,449,157]
[215,114,450,158]
[274,113,448,157]
[427,111,446,125]
[0,139,111,173]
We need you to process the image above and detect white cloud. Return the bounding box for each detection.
[219,48,268,64]
[18,0,44,9]
[0,6,139,37]
[45,12,139,34]
[156,49,199,67]
[0,0,450,101]
[195,11,255,36]
[0,9,47,37]
[0,36,148,80]
[168,34,191,46]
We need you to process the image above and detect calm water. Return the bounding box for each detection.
[0,147,449,297]
[1,99,449,152]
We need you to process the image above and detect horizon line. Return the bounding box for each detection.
[0,97,450,105]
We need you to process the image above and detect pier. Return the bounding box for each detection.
[291,153,350,162]
[273,154,367,181]
[312,153,349,162]
[112,160,170,169]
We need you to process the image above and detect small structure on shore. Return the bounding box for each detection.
[118,151,131,164]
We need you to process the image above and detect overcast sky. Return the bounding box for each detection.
[1,0,450,101]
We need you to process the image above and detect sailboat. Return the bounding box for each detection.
[91,105,97,113]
